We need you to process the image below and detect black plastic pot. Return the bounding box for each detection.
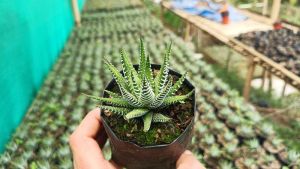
[101,64,196,169]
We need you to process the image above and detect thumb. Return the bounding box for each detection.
[176,150,206,169]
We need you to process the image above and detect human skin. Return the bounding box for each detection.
[69,108,206,169]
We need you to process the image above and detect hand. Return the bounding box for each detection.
[69,108,121,169]
[69,108,206,169]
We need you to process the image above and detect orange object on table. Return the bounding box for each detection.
[273,22,282,30]
[221,11,229,24]
[220,2,229,24]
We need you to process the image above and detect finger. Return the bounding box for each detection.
[73,108,102,138]
[70,108,114,169]
[176,150,206,169]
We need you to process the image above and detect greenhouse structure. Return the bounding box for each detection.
[0,0,299,168]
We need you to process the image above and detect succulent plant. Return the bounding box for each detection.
[224,142,238,154]
[0,152,11,164]
[219,160,235,169]
[212,121,225,132]
[219,107,233,119]
[203,111,217,121]
[85,40,193,132]
[195,122,208,134]
[244,158,256,168]
[224,131,235,142]
[260,123,275,136]
[287,150,300,166]
[246,139,260,150]
[202,134,215,146]
[227,115,242,126]
[237,124,255,138]
[245,111,262,123]
[261,154,276,165]
[271,138,282,147]
[217,97,229,106]
[208,145,222,158]
[200,103,214,114]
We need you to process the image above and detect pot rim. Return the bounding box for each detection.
[101,64,196,149]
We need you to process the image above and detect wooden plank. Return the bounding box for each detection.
[71,0,81,27]
[262,0,268,15]
[184,22,191,41]
[271,0,281,22]
[161,1,300,90]
[281,81,287,97]
[261,68,266,89]
[243,58,256,101]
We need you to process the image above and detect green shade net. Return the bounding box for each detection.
[0,0,85,152]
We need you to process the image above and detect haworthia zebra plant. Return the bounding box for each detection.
[85,39,193,132]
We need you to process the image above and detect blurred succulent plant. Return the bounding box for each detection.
[287,150,300,166]
[224,131,235,142]
[261,123,274,134]
[225,143,238,154]
[203,134,215,145]
[219,108,233,118]
[244,158,256,168]
[246,139,260,150]
[227,115,241,126]
[245,111,262,123]
[85,40,193,132]
[195,122,208,134]
[212,121,225,131]
[238,124,255,138]
[219,160,235,169]
[208,145,222,158]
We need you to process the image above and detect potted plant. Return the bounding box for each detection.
[85,40,195,169]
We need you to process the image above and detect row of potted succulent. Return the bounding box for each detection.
[1,1,299,169]
[83,0,142,12]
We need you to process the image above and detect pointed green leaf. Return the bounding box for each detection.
[120,50,133,90]
[104,58,128,90]
[150,79,172,108]
[140,77,155,106]
[104,90,122,98]
[168,72,187,96]
[152,113,171,122]
[138,38,146,77]
[131,71,141,97]
[125,109,149,120]
[119,85,142,107]
[145,55,155,89]
[143,112,153,132]
[155,42,172,94]
[83,93,130,107]
[162,90,194,107]
[99,105,131,116]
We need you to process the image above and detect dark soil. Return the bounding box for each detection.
[102,72,194,146]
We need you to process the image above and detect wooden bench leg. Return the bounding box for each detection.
[281,81,287,97]
[184,22,191,42]
[243,58,256,102]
